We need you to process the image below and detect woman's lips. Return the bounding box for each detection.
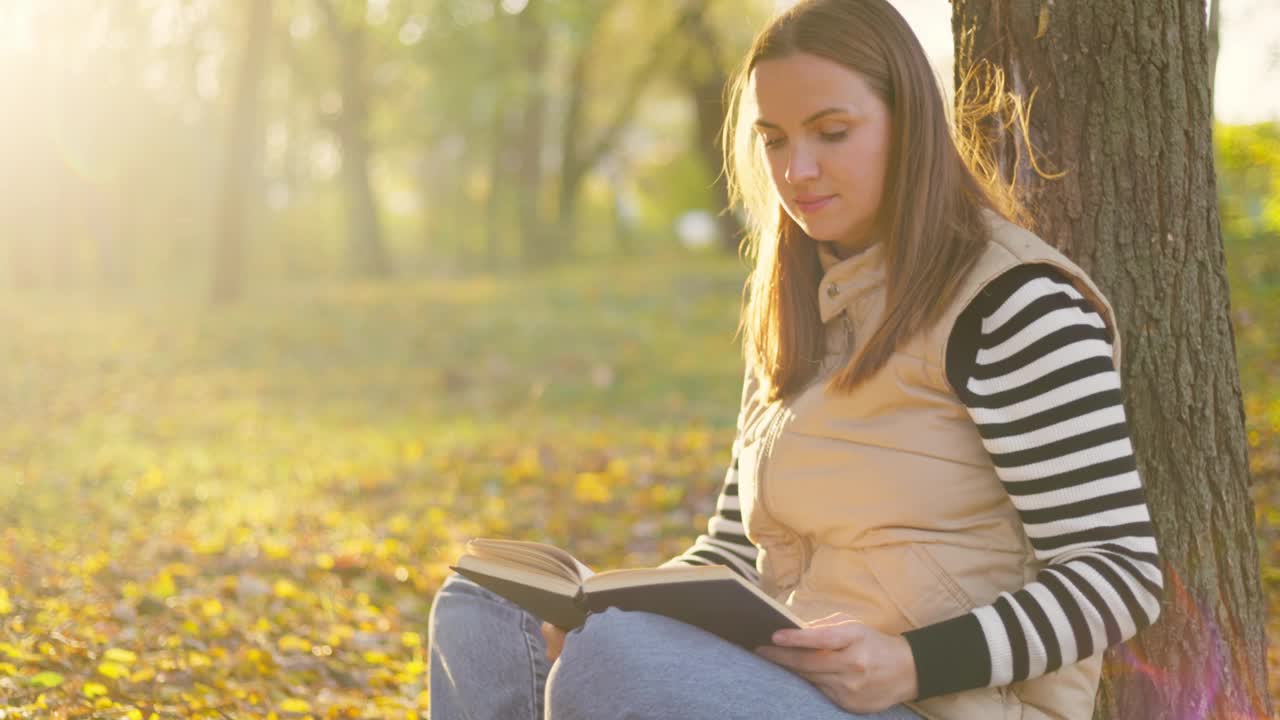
[795,195,836,213]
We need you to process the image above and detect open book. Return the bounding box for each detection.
[449,538,804,649]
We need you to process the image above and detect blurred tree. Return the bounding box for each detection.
[316,0,392,278]
[212,0,272,304]
[516,0,553,266]
[1215,122,1280,241]
[952,2,1271,719]
[680,7,743,253]
[551,0,710,263]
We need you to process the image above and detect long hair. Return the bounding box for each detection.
[724,0,1024,401]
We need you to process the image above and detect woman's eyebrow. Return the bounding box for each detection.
[753,107,849,129]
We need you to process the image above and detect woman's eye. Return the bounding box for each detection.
[820,130,848,142]
[763,137,785,149]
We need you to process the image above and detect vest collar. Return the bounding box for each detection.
[816,240,886,324]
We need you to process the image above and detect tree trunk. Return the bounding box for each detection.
[515,0,549,267]
[952,2,1270,718]
[211,0,271,304]
[485,100,508,269]
[319,0,391,278]
[1207,0,1219,99]
[683,12,743,254]
[553,0,709,263]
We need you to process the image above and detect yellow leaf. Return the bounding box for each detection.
[83,681,108,698]
[573,472,612,504]
[278,634,311,652]
[0,662,16,675]
[315,553,335,570]
[150,572,177,599]
[263,539,291,559]
[126,709,143,720]
[94,696,114,709]
[2,642,40,662]
[605,458,629,478]
[279,698,312,713]
[201,598,223,617]
[104,647,138,664]
[195,537,225,555]
[28,670,63,687]
[0,587,11,614]
[129,667,156,683]
[400,631,421,648]
[273,579,299,599]
[81,551,110,575]
[363,650,389,664]
[402,441,424,464]
[98,661,129,679]
[187,651,212,668]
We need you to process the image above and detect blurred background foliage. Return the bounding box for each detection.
[0,0,1277,716]
[0,0,772,299]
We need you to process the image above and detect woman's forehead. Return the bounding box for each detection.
[750,54,877,125]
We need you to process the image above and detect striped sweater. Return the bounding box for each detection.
[662,264,1164,700]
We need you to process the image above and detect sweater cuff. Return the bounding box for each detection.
[901,612,992,700]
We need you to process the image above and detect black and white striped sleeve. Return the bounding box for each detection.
[660,370,761,583]
[902,264,1164,700]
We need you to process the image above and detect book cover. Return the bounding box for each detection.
[449,539,803,650]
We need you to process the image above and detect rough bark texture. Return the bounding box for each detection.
[951,1,1270,718]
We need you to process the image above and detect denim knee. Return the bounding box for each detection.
[428,573,508,644]
[546,608,673,718]
[560,607,637,664]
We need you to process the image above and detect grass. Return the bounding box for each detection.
[0,239,1274,718]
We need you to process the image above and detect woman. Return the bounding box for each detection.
[428,1,1164,718]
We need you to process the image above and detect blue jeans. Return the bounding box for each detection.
[427,572,923,720]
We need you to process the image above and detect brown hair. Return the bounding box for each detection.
[724,0,1024,401]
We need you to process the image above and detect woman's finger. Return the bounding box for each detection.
[541,622,567,663]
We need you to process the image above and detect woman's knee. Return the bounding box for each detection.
[428,572,518,641]
[546,608,676,716]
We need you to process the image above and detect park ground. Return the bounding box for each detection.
[0,240,1276,718]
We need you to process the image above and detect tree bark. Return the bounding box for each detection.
[952,2,1270,718]
[1207,0,1219,99]
[211,0,271,304]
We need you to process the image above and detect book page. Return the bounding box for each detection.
[465,538,591,584]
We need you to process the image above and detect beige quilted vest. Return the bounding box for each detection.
[736,213,1122,719]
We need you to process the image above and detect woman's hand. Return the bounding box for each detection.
[754,612,918,713]
[541,622,567,663]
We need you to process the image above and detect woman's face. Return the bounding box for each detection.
[750,52,892,256]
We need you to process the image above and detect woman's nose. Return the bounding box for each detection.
[784,145,819,184]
